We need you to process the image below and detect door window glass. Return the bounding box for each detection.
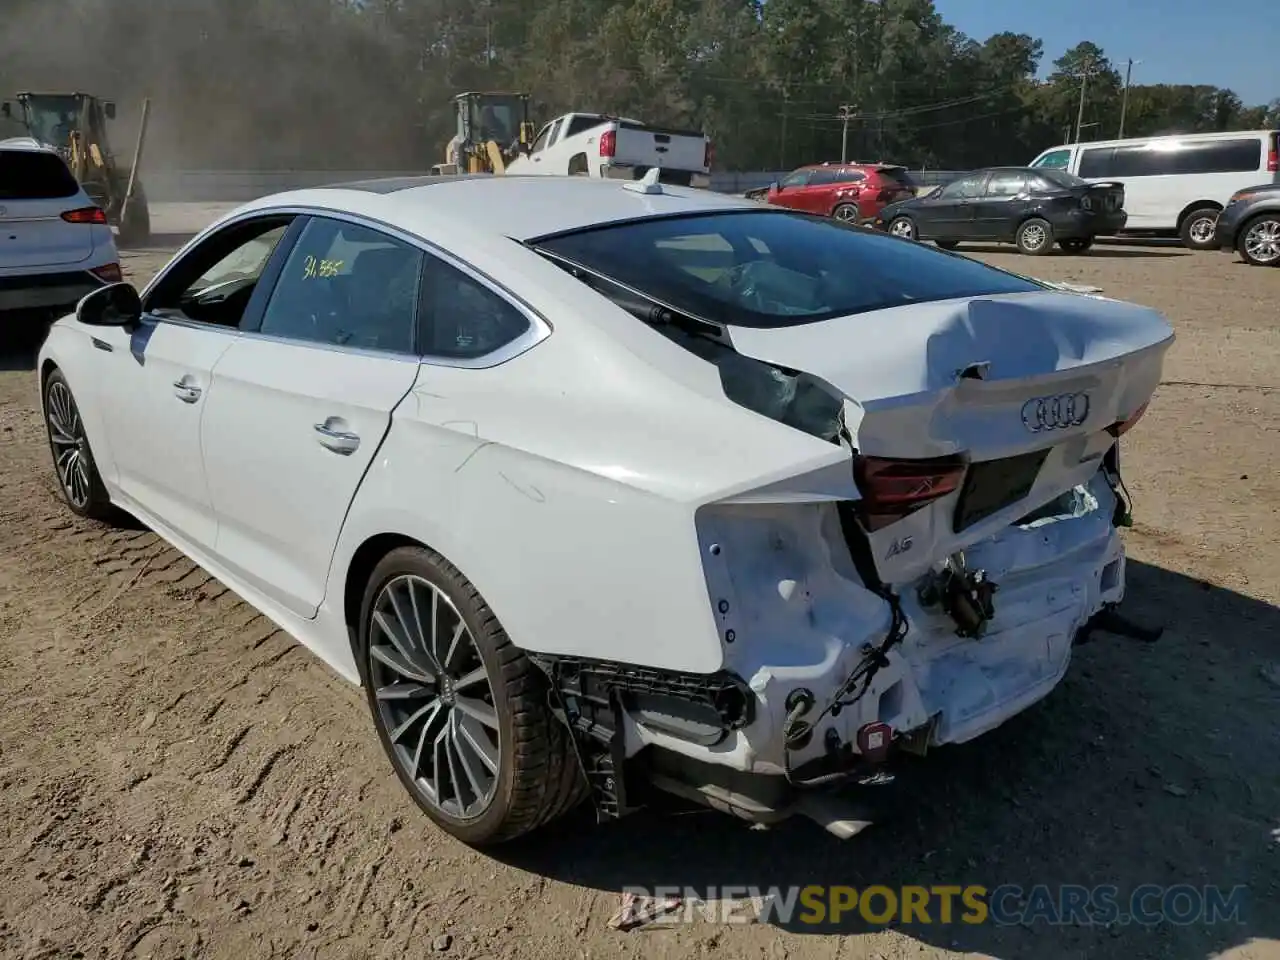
[938,175,984,200]
[807,169,840,186]
[1032,149,1072,169]
[259,217,422,354]
[146,217,294,328]
[417,256,531,360]
[531,125,552,153]
[984,171,1027,197]
[778,170,810,188]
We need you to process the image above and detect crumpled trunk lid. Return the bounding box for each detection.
[723,290,1174,583]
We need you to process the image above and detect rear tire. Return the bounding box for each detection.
[1237,213,1280,266]
[832,203,860,224]
[1015,217,1054,255]
[43,369,114,521]
[358,545,587,846]
[888,216,916,241]
[1059,237,1093,254]
[934,240,960,250]
[1179,206,1220,250]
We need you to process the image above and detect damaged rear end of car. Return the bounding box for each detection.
[522,204,1173,837]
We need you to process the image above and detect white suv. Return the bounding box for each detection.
[0,137,122,322]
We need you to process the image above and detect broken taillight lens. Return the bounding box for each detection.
[1106,400,1149,438]
[853,453,967,531]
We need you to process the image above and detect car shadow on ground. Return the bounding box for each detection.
[957,243,1187,259]
[0,327,44,371]
[498,559,1279,960]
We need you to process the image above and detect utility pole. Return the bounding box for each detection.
[1074,55,1091,144]
[1118,58,1139,139]
[838,105,856,163]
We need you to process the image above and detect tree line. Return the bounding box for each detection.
[2,0,1276,173]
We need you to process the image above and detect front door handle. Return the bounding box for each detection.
[314,419,360,455]
[172,379,201,403]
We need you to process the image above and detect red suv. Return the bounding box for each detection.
[755,162,917,224]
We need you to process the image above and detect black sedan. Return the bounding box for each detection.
[1214,182,1280,266]
[870,167,1128,256]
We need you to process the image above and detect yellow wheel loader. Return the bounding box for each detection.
[2,92,151,244]
[430,92,536,176]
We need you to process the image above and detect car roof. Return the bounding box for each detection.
[0,136,57,154]
[231,174,760,242]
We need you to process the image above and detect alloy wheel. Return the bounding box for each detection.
[367,574,501,820]
[834,205,859,223]
[1244,219,1280,264]
[1020,223,1047,251]
[1188,215,1217,245]
[890,218,914,239]
[46,381,91,510]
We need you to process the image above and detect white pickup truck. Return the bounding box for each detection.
[504,112,712,187]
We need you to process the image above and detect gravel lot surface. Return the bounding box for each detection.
[1,204,1277,960]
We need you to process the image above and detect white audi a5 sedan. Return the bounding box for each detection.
[37,171,1173,846]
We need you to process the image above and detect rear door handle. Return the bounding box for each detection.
[314,419,360,455]
[172,379,201,403]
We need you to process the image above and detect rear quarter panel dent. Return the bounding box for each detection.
[331,421,726,675]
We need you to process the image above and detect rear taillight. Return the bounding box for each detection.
[853,453,967,531]
[1106,400,1149,438]
[1268,141,1278,173]
[599,130,616,158]
[90,262,122,283]
[704,139,714,170]
[62,206,108,225]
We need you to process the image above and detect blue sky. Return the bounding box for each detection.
[934,0,1277,106]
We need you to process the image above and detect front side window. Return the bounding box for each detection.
[807,169,840,186]
[778,170,810,188]
[258,217,422,354]
[531,124,553,153]
[146,216,295,328]
[533,210,1043,329]
[1031,149,1072,170]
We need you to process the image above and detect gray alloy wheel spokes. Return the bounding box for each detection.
[46,381,91,509]
[890,219,914,238]
[369,574,500,820]
[1021,223,1047,251]
[1244,219,1280,264]
[835,206,858,222]
[1189,216,1217,244]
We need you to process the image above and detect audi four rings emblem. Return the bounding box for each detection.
[1021,392,1091,432]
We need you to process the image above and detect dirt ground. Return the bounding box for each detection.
[1,210,1278,960]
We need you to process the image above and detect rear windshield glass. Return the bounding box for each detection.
[0,149,80,200]
[533,210,1043,328]
[876,166,914,187]
[1037,168,1088,189]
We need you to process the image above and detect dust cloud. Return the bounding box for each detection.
[0,0,434,179]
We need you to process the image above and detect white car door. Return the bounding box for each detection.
[99,215,299,549]
[198,214,424,619]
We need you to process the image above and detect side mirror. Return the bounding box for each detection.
[104,102,117,120]
[771,181,782,192]
[77,282,142,328]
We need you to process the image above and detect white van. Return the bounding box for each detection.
[1029,130,1279,249]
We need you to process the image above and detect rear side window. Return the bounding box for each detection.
[0,150,79,200]
[985,171,1028,197]
[565,115,603,138]
[807,169,840,186]
[875,166,914,187]
[418,256,531,359]
[533,210,1042,329]
[1080,139,1263,178]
